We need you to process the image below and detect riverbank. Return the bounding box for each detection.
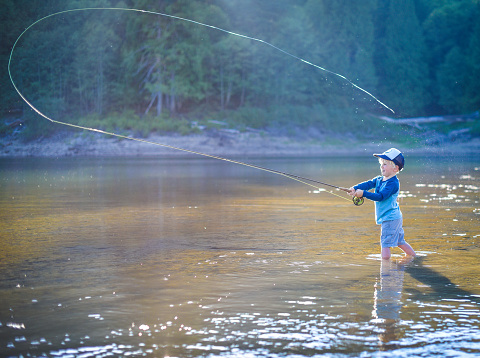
[1,130,479,158]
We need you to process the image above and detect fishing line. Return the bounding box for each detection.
[7,7,378,205]
[8,7,394,113]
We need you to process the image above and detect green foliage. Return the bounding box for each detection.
[218,107,269,130]
[471,120,480,137]
[77,111,197,138]
[375,0,430,116]
[1,0,479,142]
[20,109,61,141]
[423,0,480,114]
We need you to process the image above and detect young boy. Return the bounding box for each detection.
[348,148,416,260]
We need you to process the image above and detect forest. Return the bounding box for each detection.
[1,0,479,141]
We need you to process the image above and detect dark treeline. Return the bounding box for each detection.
[1,0,479,138]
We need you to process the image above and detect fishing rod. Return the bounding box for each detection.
[7,7,370,205]
[211,158,365,206]
[112,133,364,206]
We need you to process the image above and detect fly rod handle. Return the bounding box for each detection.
[337,187,364,206]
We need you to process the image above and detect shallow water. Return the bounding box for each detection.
[1,155,479,357]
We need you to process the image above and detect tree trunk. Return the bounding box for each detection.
[240,70,246,106]
[226,80,232,108]
[156,91,163,115]
[220,66,224,111]
[169,71,176,114]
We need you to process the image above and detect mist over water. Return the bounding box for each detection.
[1,156,479,357]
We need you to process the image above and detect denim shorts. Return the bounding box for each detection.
[380,218,406,248]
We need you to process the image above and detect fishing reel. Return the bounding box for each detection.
[352,196,364,206]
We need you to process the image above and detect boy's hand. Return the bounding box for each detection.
[347,187,356,196]
[354,189,364,198]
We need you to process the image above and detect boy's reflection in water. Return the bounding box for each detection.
[371,256,415,349]
[371,255,479,350]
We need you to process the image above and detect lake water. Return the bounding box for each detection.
[1,155,479,357]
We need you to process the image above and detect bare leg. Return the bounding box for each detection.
[398,243,416,257]
[381,247,391,260]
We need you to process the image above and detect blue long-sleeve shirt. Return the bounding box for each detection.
[354,175,402,224]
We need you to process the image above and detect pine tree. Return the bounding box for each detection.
[375,0,429,116]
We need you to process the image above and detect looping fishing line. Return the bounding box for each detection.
[9,7,394,114]
[7,7,385,203]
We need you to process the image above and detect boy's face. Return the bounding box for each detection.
[379,159,398,178]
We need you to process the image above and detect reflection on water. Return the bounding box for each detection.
[0,156,479,357]
[371,257,414,349]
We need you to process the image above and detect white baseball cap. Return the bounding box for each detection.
[373,148,404,170]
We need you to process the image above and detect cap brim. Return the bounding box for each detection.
[373,154,391,160]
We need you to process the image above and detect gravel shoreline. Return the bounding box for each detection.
[1,130,479,158]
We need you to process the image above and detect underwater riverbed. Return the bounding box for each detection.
[0,155,479,357]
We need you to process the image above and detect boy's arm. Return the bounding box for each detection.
[348,177,377,198]
[361,179,399,202]
[353,177,377,192]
